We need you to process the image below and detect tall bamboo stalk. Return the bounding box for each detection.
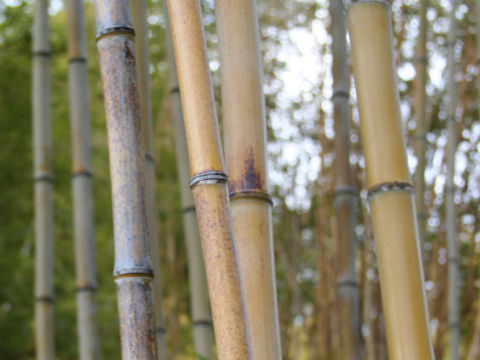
[163,4,215,358]
[414,0,428,247]
[166,1,253,358]
[214,1,282,358]
[93,2,157,358]
[347,2,434,359]
[446,0,459,357]
[129,2,168,358]
[33,0,54,359]
[64,1,100,359]
[329,1,360,358]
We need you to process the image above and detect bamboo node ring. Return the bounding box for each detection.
[113,267,154,277]
[145,152,155,164]
[182,205,196,214]
[332,89,349,99]
[33,50,51,57]
[72,170,93,178]
[190,171,228,188]
[336,279,359,289]
[34,174,54,183]
[229,190,273,204]
[334,187,357,198]
[69,57,87,64]
[35,296,54,303]
[156,326,167,334]
[367,181,414,199]
[193,319,213,327]
[96,25,135,41]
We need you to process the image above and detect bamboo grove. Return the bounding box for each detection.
[3,0,480,358]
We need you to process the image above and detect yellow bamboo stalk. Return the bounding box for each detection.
[166,1,253,358]
[214,0,282,358]
[347,2,434,359]
[129,2,169,358]
[33,0,54,359]
[64,0,101,359]
[93,1,157,358]
[163,4,215,358]
[329,0,360,358]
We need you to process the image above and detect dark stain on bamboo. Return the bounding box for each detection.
[229,147,267,194]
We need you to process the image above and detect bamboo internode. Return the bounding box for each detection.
[164,4,215,358]
[166,0,253,358]
[347,2,434,359]
[330,0,360,358]
[130,2,169,358]
[65,0,101,359]
[215,0,282,358]
[33,0,55,359]
[94,1,157,359]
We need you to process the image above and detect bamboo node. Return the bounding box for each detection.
[156,326,167,334]
[190,171,228,188]
[72,170,93,178]
[367,181,414,199]
[229,190,273,204]
[334,187,357,198]
[113,267,154,277]
[69,56,87,64]
[182,205,196,214]
[96,25,135,41]
[145,153,155,164]
[33,50,51,58]
[35,296,54,303]
[34,174,54,183]
[193,319,213,327]
[332,89,349,100]
[336,279,359,289]
[169,86,180,95]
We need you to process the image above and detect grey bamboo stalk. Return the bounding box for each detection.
[163,4,215,358]
[414,0,428,247]
[214,0,282,358]
[129,2,168,358]
[329,0,360,358]
[446,0,460,357]
[33,0,54,359]
[64,1,101,359]
[347,1,435,359]
[93,1,157,358]
[165,0,253,358]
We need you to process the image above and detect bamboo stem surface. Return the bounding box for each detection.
[347,2,434,359]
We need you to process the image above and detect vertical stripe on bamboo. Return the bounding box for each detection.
[65,0,101,359]
[93,1,157,359]
[33,0,54,359]
[166,0,253,358]
[215,0,282,358]
[130,2,169,358]
[347,2,434,359]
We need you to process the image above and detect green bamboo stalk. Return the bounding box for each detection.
[33,0,54,359]
[446,0,460,357]
[165,1,253,358]
[163,4,215,358]
[93,1,157,358]
[64,0,101,359]
[214,0,282,358]
[329,0,361,358]
[347,1,434,358]
[129,2,168,358]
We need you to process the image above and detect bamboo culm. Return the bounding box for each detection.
[65,0,101,358]
[215,0,282,358]
[347,1,434,359]
[93,1,157,358]
[33,0,55,359]
[330,0,361,358]
[129,2,169,358]
[163,3,215,358]
[166,0,253,358]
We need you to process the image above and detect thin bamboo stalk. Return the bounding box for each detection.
[33,0,54,359]
[446,0,459,357]
[347,2,434,359]
[129,2,168,358]
[329,1,360,358]
[214,1,282,358]
[65,1,100,359]
[414,0,428,247]
[93,2,157,358]
[163,4,215,358]
[165,1,253,358]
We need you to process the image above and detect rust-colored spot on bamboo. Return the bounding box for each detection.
[229,147,265,194]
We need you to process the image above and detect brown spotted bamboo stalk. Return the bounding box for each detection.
[414,0,428,247]
[65,1,101,359]
[129,2,168,358]
[33,1,54,359]
[163,4,215,358]
[329,0,360,358]
[347,2,434,359]
[214,1,282,358]
[446,0,459,357]
[166,1,253,358]
[93,1,157,358]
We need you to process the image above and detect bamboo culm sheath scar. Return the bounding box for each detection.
[93,1,157,359]
[166,0,253,358]
[347,1,434,359]
[65,0,101,358]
